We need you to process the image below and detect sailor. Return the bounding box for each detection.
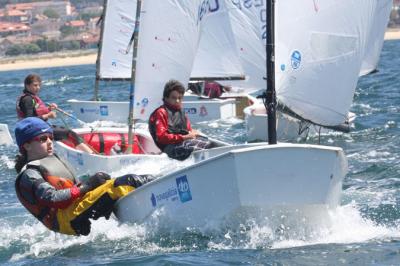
[149,79,212,161]
[14,117,153,236]
[188,81,231,98]
[16,73,93,153]
[203,81,231,98]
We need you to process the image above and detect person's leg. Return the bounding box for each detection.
[163,137,212,161]
[52,125,94,154]
[56,175,153,235]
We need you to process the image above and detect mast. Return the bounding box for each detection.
[93,0,108,101]
[265,0,277,144]
[127,0,143,153]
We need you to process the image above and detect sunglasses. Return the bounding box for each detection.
[31,134,54,143]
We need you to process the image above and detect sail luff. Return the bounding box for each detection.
[93,0,107,100]
[127,0,142,153]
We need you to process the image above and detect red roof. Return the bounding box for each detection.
[0,22,30,32]
[0,9,27,17]
[6,3,34,11]
[66,20,86,27]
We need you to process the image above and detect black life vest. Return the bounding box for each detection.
[15,155,77,232]
[149,105,188,150]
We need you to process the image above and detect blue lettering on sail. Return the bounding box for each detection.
[176,175,192,203]
[291,50,302,69]
[231,0,266,41]
[198,0,220,24]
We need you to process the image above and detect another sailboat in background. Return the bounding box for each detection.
[68,0,239,124]
[360,0,393,76]
[243,0,388,142]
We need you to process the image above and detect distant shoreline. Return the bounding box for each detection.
[0,50,97,72]
[0,29,399,72]
[384,27,400,40]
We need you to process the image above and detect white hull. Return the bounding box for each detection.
[115,143,347,227]
[54,127,173,178]
[54,126,230,179]
[244,104,355,142]
[68,98,236,124]
[0,123,13,146]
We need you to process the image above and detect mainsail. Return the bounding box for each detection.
[98,0,136,79]
[191,0,244,79]
[132,0,202,120]
[224,1,266,90]
[360,0,392,76]
[96,0,203,120]
[275,0,377,127]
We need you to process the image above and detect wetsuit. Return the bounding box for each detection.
[16,154,150,235]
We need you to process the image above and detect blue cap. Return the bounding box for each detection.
[15,117,53,148]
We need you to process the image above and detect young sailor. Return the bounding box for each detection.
[148,79,212,160]
[14,117,153,236]
[16,73,93,153]
[188,81,231,98]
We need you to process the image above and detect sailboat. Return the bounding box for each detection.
[114,0,347,226]
[360,0,393,76]
[67,0,239,124]
[241,0,384,141]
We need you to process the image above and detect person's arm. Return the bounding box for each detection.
[154,109,186,144]
[19,96,56,120]
[41,111,57,120]
[21,169,81,209]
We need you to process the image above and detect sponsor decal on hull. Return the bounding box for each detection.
[150,175,192,207]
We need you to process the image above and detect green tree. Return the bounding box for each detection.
[60,25,78,37]
[79,12,101,22]
[24,43,41,54]
[35,38,47,51]
[69,40,81,50]
[47,40,61,52]
[5,44,24,56]
[43,8,59,19]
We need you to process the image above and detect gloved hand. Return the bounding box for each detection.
[114,174,155,188]
[80,172,111,194]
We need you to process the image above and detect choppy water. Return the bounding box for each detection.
[0,40,399,265]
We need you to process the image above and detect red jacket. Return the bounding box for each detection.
[149,104,192,146]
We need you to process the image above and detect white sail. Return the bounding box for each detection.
[133,0,202,120]
[223,1,266,90]
[275,0,376,126]
[360,0,392,76]
[98,0,136,79]
[191,0,244,79]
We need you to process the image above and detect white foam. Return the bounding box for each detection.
[0,155,14,169]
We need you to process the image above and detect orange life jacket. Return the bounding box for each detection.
[15,155,76,231]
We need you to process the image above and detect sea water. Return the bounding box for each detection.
[0,40,399,265]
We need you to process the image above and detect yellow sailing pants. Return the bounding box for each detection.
[56,179,134,235]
